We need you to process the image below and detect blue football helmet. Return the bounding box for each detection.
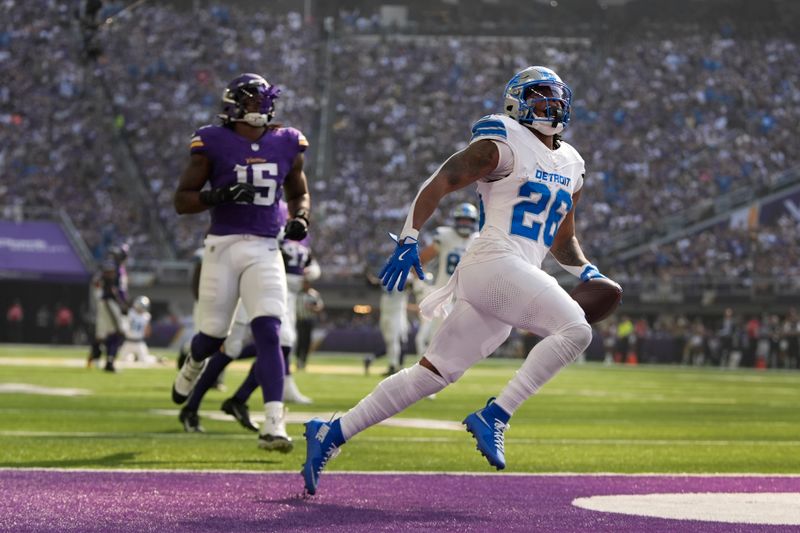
[219,73,281,127]
[503,66,572,135]
[451,203,478,237]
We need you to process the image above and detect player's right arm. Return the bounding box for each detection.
[174,153,255,215]
[174,154,213,214]
[400,139,498,240]
[379,140,498,292]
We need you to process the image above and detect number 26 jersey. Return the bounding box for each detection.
[462,114,585,269]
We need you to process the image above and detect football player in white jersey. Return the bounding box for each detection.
[302,66,622,495]
[416,203,479,354]
[119,296,157,364]
[364,270,410,376]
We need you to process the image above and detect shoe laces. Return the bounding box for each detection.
[317,442,340,474]
[315,414,341,472]
[493,420,509,453]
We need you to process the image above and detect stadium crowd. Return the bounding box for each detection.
[1,2,798,293]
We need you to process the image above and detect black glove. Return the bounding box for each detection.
[200,183,256,206]
[284,217,308,241]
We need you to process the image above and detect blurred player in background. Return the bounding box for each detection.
[415,202,479,354]
[364,270,409,376]
[118,296,159,364]
[171,73,311,452]
[277,198,321,399]
[89,244,129,373]
[294,278,325,370]
[302,66,621,494]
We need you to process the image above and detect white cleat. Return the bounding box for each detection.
[171,356,207,404]
[258,401,293,453]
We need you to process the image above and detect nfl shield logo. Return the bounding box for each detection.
[251,143,259,152]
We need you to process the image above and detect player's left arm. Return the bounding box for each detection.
[283,152,311,240]
[550,187,589,267]
[550,184,617,284]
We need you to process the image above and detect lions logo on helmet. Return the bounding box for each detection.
[219,73,281,128]
[451,202,478,237]
[503,66,572,136]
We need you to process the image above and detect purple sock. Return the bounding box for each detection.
[282,346,292,376]
[190,332,225,363]
[233,362,259,404]
[238,343,257,360]
[250,316,284,403]
[186,352,233,412]
[105,333,122,363]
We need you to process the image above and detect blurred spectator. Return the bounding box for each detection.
[5,299,24,343]
[34,304,52,343]
[54,302,75,345]
[614,315,634,364]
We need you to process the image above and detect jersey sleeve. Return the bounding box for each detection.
[189,127,212,155]
[469,115,508,143]
[286,127,310,154]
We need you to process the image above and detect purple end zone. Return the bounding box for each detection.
[1,470,798,533]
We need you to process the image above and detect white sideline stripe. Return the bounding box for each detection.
[572,493,800,525]
[150,409,464,431]
[0,383,91,396]
[1,466,800,478]
[2,430,800,447]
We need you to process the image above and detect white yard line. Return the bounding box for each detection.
[2,429,800,447]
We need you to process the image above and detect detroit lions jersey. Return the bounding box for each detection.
[125,309,151,341]
[462,114,584,269]
[190,125,308,238]
[431,226,478,289]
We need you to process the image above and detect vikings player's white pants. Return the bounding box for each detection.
[95,298,124,339]
[423,254,589,383]
[280,273,303,349]
[220,274,301,358]
[197,234,286,340]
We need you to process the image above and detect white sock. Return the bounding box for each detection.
[495,322,592,415]
[339,364,447,440]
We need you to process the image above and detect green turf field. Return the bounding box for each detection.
[0,345,798,473]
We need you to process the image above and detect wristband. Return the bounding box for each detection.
[558,262,592,278]
[294,208,310,225]
[199,189,220,206]
[399,228,419,242]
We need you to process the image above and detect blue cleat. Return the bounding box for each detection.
[462,397,511,470]
[302,417,344,495]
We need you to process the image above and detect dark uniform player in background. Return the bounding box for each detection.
[88,245,129,372]
[171,73,311,451]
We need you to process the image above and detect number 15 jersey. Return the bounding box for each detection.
[190,124,308,238]
[461,114,585,270]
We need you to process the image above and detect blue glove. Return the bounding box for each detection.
[579,264,607,282]
[580,264,623,292]
[378,233,425,292]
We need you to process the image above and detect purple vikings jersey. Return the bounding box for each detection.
[281,237,311,276]
[190,125,309,237]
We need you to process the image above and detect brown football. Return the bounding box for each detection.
[569,278,622,324]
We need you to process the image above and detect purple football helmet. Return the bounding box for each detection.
[219,73,281,127]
